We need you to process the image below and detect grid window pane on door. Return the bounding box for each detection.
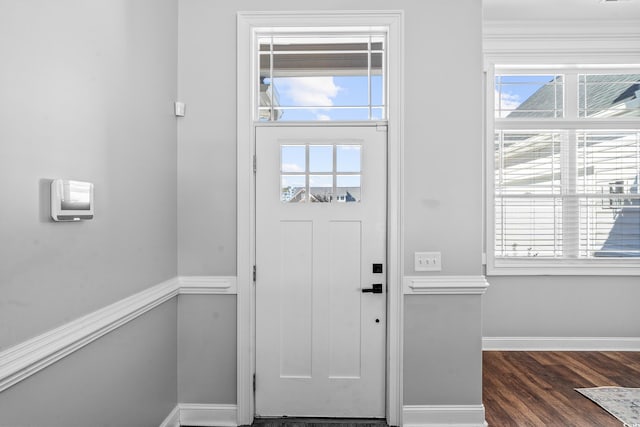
[280,144,362,203]
[257,32,386,121]
[493,68,640,262]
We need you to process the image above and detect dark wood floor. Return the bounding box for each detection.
[483,351,640,426]
[190,352,639,427]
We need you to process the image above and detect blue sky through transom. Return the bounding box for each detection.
[268,75,384,121]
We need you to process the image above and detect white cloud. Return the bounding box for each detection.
[282,163,304,172]
[494,90,522,118]
[278,77,341,106]
[316,113,331,121]
[496,89,521,118]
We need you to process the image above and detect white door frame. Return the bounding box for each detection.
[236,11,404,426]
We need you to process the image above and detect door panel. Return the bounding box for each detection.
[279,220,313,378]
[328,220,362,379]
[255,126,387,417]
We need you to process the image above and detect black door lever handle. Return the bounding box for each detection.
[362,283,383,294]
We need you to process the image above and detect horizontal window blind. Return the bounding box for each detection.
[495,131,563,257]
[495,130,640,258]
[577,131,640,257]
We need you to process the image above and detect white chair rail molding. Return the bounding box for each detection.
[403,275,490,295]
[0,276,237,395]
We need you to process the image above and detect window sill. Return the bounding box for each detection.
[487,257,640,276]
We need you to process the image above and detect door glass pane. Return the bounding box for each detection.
[309,145,333,172]
[336,175,361,203]
[282,175,306,203]
[280,143,364,204]
[337,145,361,172]
[309,175,333,203]
[281,145,306,172]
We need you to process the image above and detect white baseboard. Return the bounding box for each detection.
[159,405,180,427]
[179,404,237,426]
[483,337,640,351]
[403,405,486,427]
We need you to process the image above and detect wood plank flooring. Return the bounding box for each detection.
[189,351,640,427]
[483,351,640,426]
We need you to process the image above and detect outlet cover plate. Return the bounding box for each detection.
[415,251,442,271]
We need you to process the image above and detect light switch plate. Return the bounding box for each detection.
[174,102,185,117]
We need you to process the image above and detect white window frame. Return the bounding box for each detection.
[483,20,640,275]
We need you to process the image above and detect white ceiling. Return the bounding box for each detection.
[483,0,640,21]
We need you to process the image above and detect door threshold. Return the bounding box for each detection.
[252,418,388,427]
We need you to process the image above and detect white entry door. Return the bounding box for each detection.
[255,126,387,418]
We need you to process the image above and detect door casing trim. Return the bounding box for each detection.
[237,11,404,426]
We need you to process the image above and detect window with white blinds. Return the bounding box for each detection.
[492,68,640,265]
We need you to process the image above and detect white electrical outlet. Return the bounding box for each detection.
[415,251,442,271]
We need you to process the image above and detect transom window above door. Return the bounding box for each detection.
[256,30,387,121]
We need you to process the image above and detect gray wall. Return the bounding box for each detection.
[0,0,179,425]
[0,0,178,350]
[176,1,483,278]
[484,276,640,337]
[177,0,484,408]
[0,300,178,427]
[404,295,483,406]
[178,295,237,404]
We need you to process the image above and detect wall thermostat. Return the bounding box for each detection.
[51,179,94,221]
